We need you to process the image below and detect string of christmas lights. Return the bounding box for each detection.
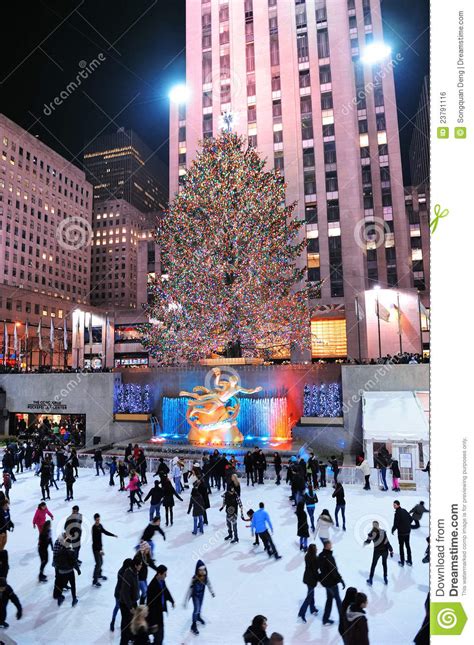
[303,382,342,417]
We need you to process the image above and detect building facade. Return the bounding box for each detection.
[169,0,427,360]
[83,128,168,213]
[409,75,430,188]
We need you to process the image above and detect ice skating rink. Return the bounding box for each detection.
[5,468,429,644]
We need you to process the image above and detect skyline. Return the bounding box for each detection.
[1,0,428,184]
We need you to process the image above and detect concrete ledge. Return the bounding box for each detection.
[300,416,344,426]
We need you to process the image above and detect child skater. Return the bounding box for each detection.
[184,560,215,635]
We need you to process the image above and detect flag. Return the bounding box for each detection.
[88,314,93,344]
[355,297,364,321]
[63,318,68,351]
[50,318,55,349]
[25,320,29,340]
[3,323,8,360]
[375,299,390,322]
[13,324,18,354]
[37,318,43,351]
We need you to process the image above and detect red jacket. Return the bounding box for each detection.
[33,506,54,532]
[126,475,140,492]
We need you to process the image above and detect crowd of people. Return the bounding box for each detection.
[0,440,430,644]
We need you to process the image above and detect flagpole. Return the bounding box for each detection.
[355,295,362,363]
[375,291,382,359]
[417,290,423,356]
[89,313,93,368]
[397,291,403,354]
[2,321,6,367]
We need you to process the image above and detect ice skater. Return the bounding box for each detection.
[144,480,164,521]
[64,461,76,501]
[110,557,133,632]
[219,487,244,543]
[364,520,393,585]
[391,500,413,567]
[92,513,118,587]
[297,543,319,622]
[295,501,309,552]
[304,484,318,532]
[356,456,371,490]
[328,456,340,484]
[332,482,346,531]
[38,519,53,582]
[161,477,183,527]
[0,577,22,628]
[117,460,128,491]
[390,459,401,492]
[318,541,345,626]
[32,501,54,533]
[126,471,142,513]
[94,448,106,476]
[139,518,166,558]
[315,508,334,546]
[147,564,175,645]
[184,560,215,635]
[250,502,282,560]
[409,501,429,529]
[188,484,206,535]
[106,456,117,487]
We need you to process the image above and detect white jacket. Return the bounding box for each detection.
[316,515,333,539]
[357,460,371,476]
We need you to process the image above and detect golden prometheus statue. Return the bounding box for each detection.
[179,367,262,444]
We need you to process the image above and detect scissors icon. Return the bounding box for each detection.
[430,204,449,234]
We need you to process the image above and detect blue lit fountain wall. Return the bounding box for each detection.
[162,395,289,439]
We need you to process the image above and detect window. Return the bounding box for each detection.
[272,100,282,118]
[273,130,283,144]
[246,44,255,72]
[327,200,340,222]
[299,70,311,88]
[202,51,212,82]
[274,153,284,171]
[305,205,318,224]
[300,95,312,114]
[326,173,338,192]
[303,148,315,167]
[321,93,333,110]
[271,75,281,91]
[248,105,257,122]
[319,65,331,84]
[317,29,330,58]
[297,33,309,61]
[203,114,213,134]
[324,141,336,165]
[247,75,256,96]
[304,171,316,195]
[270,35,280,65]
[301,116,313,140]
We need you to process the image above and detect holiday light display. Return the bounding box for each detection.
[114,383,152,414]
[140,132,312,364]
[303,383,342,417]
[179,367,262,443]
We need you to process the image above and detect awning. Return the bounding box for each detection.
[362,391,429,442]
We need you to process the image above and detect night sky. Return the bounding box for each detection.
[0,0,428,184]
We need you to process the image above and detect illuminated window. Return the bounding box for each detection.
[359,134,369,147]
[412,249,423,261]
[311,318,347,358]
[377,131,387,145]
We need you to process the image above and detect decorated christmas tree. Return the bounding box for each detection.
[141,132,311,364]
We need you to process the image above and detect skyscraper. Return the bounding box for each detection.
[169,0,421,360]
[409,75,430,188]
[83,128,168,213]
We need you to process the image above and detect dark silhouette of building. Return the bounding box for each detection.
[409,76,430,188]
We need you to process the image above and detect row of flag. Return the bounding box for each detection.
[3,318,69,356]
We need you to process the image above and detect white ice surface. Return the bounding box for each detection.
[5,468,429,644]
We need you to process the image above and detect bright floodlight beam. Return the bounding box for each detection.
[169,84,189,104]
[361,42,392,64]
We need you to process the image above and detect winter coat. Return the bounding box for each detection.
[345,606,370,645]
[296,507,310,538]
[144,484,163,506]
[0,550,9,578]
[244,454,253,473]
[33,506,53,532]
[375,450,390,469]
[53,539,79,574]
[92,523,115,551]
[0,508,14,534]
[308,456,319,475]
[329,459,340,475]
[220,491,244,519]
[390,460,401,478]
[273,454,282,472]
[94,449,103,463]
[120,566,139,609]
[0,583,22,619]
[147,577,174,625]
[357,460,371,476]
[243,625,269,645]
[410,503,429,521]
[188,490,206,517]
[197,479,210,509]
[38,528,53,553]
[64,463,75,484]
[302,555,319,587]
[364,528,393,554]
[156,460,169,476]
[114,560,132,600]
[332,485,346,505]
[304,491,318,508]
[315,514,333,540]
[251,509,273,535]
[137,550,158,582]
[318,549,343,588]
[141,524,166,543]
[64,512,83,545]
[392,507,412,536]
[161,481,182,508]
[126,476,140,492]
[39,462,52,484]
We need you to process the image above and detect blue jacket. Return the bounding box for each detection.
[251,509,273,535]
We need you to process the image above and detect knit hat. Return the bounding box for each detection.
[195,559,206,575]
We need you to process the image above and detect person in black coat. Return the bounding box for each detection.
[196,478,210,525]
[0,550,8,580]
[0,501,14,551]
[255,450,267,485]
[390,459,401,492]
[161,479,182,527]
[364,521,393,585]
[94,449,105,476]
[243,614,269,645]
[144,481,164,522]
[410,501,429,529]
[296,501,309,552]
[64,461,76,501]
[0,576,22,628]
[344,592,369,645]
[332,482,346,530]
[147,565,175,645]
[318,461,327,487]
[244,451,255,486]
[391,501,412,566]
[140,519,166,558]
[188,486,206,535]
[38,519,53,582]
[119,555,142,645]
[110,557,133,633]
[273,453,282,485]
[298,544,319,621]
[339,587,357,643]
[375,447,391,491]
[328,456,340,484]
[318,541,345,625]
[92,513,118,586]
[39,459,52,501]
[308,453,319,489]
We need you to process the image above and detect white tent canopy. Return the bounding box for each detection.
[362,391,429,442]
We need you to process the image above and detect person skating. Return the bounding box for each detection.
[375,446,391,491]
[119,554,142,645]
[318,541,345,626]
[154,458,169,479]
[219,487,244,543]
[52,532,80,607]
[39,458,52,500]
[70,448,80,478]
[339,587,357,643]
[147,564,175,645]
[125,443,133,465]
[308,453,319,489]
[297,543,319,622]
[140,518,166,557]
[196,476,210,525]
[55,447,66,481]
[332,482,346,531]
[171,459,184,494]
[356,456,371,490]
[94,448,106,476]
[130,604,151,644]
[188,484,206,535]
[344,592,370,645]
[161,477,183,526]
[303,484,318,532]
[137,541,158,604]
[273,452,282,485]
[244,451,255,486]
[243,614,269,644]
[409,501,429,529]
[92,513,118,587]
[0,577,22,629]
[256,449,267,485]
[318,461,327,487]
[391,500,413,566]
[364,520,393,585]
[106,456,118,487]
[138,450,148,486]
[251,502,282,560]
[117,460,128,491]
[1,472,11,502]
[295,501,309,552]
[0,551,8,579]
[184,559,215,635]
[390,459,401,492]
[0,501,14,551]
[328,456,340,484]
[64,505,83,563]
[38,519,53,582]
[64,460,76,501]
[32,501,54,533]
[127,471,142,513]
[144,480,164,522]
[110,557,133,632]
[315,508,334,546]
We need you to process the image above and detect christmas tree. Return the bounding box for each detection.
[141,132,311,364]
